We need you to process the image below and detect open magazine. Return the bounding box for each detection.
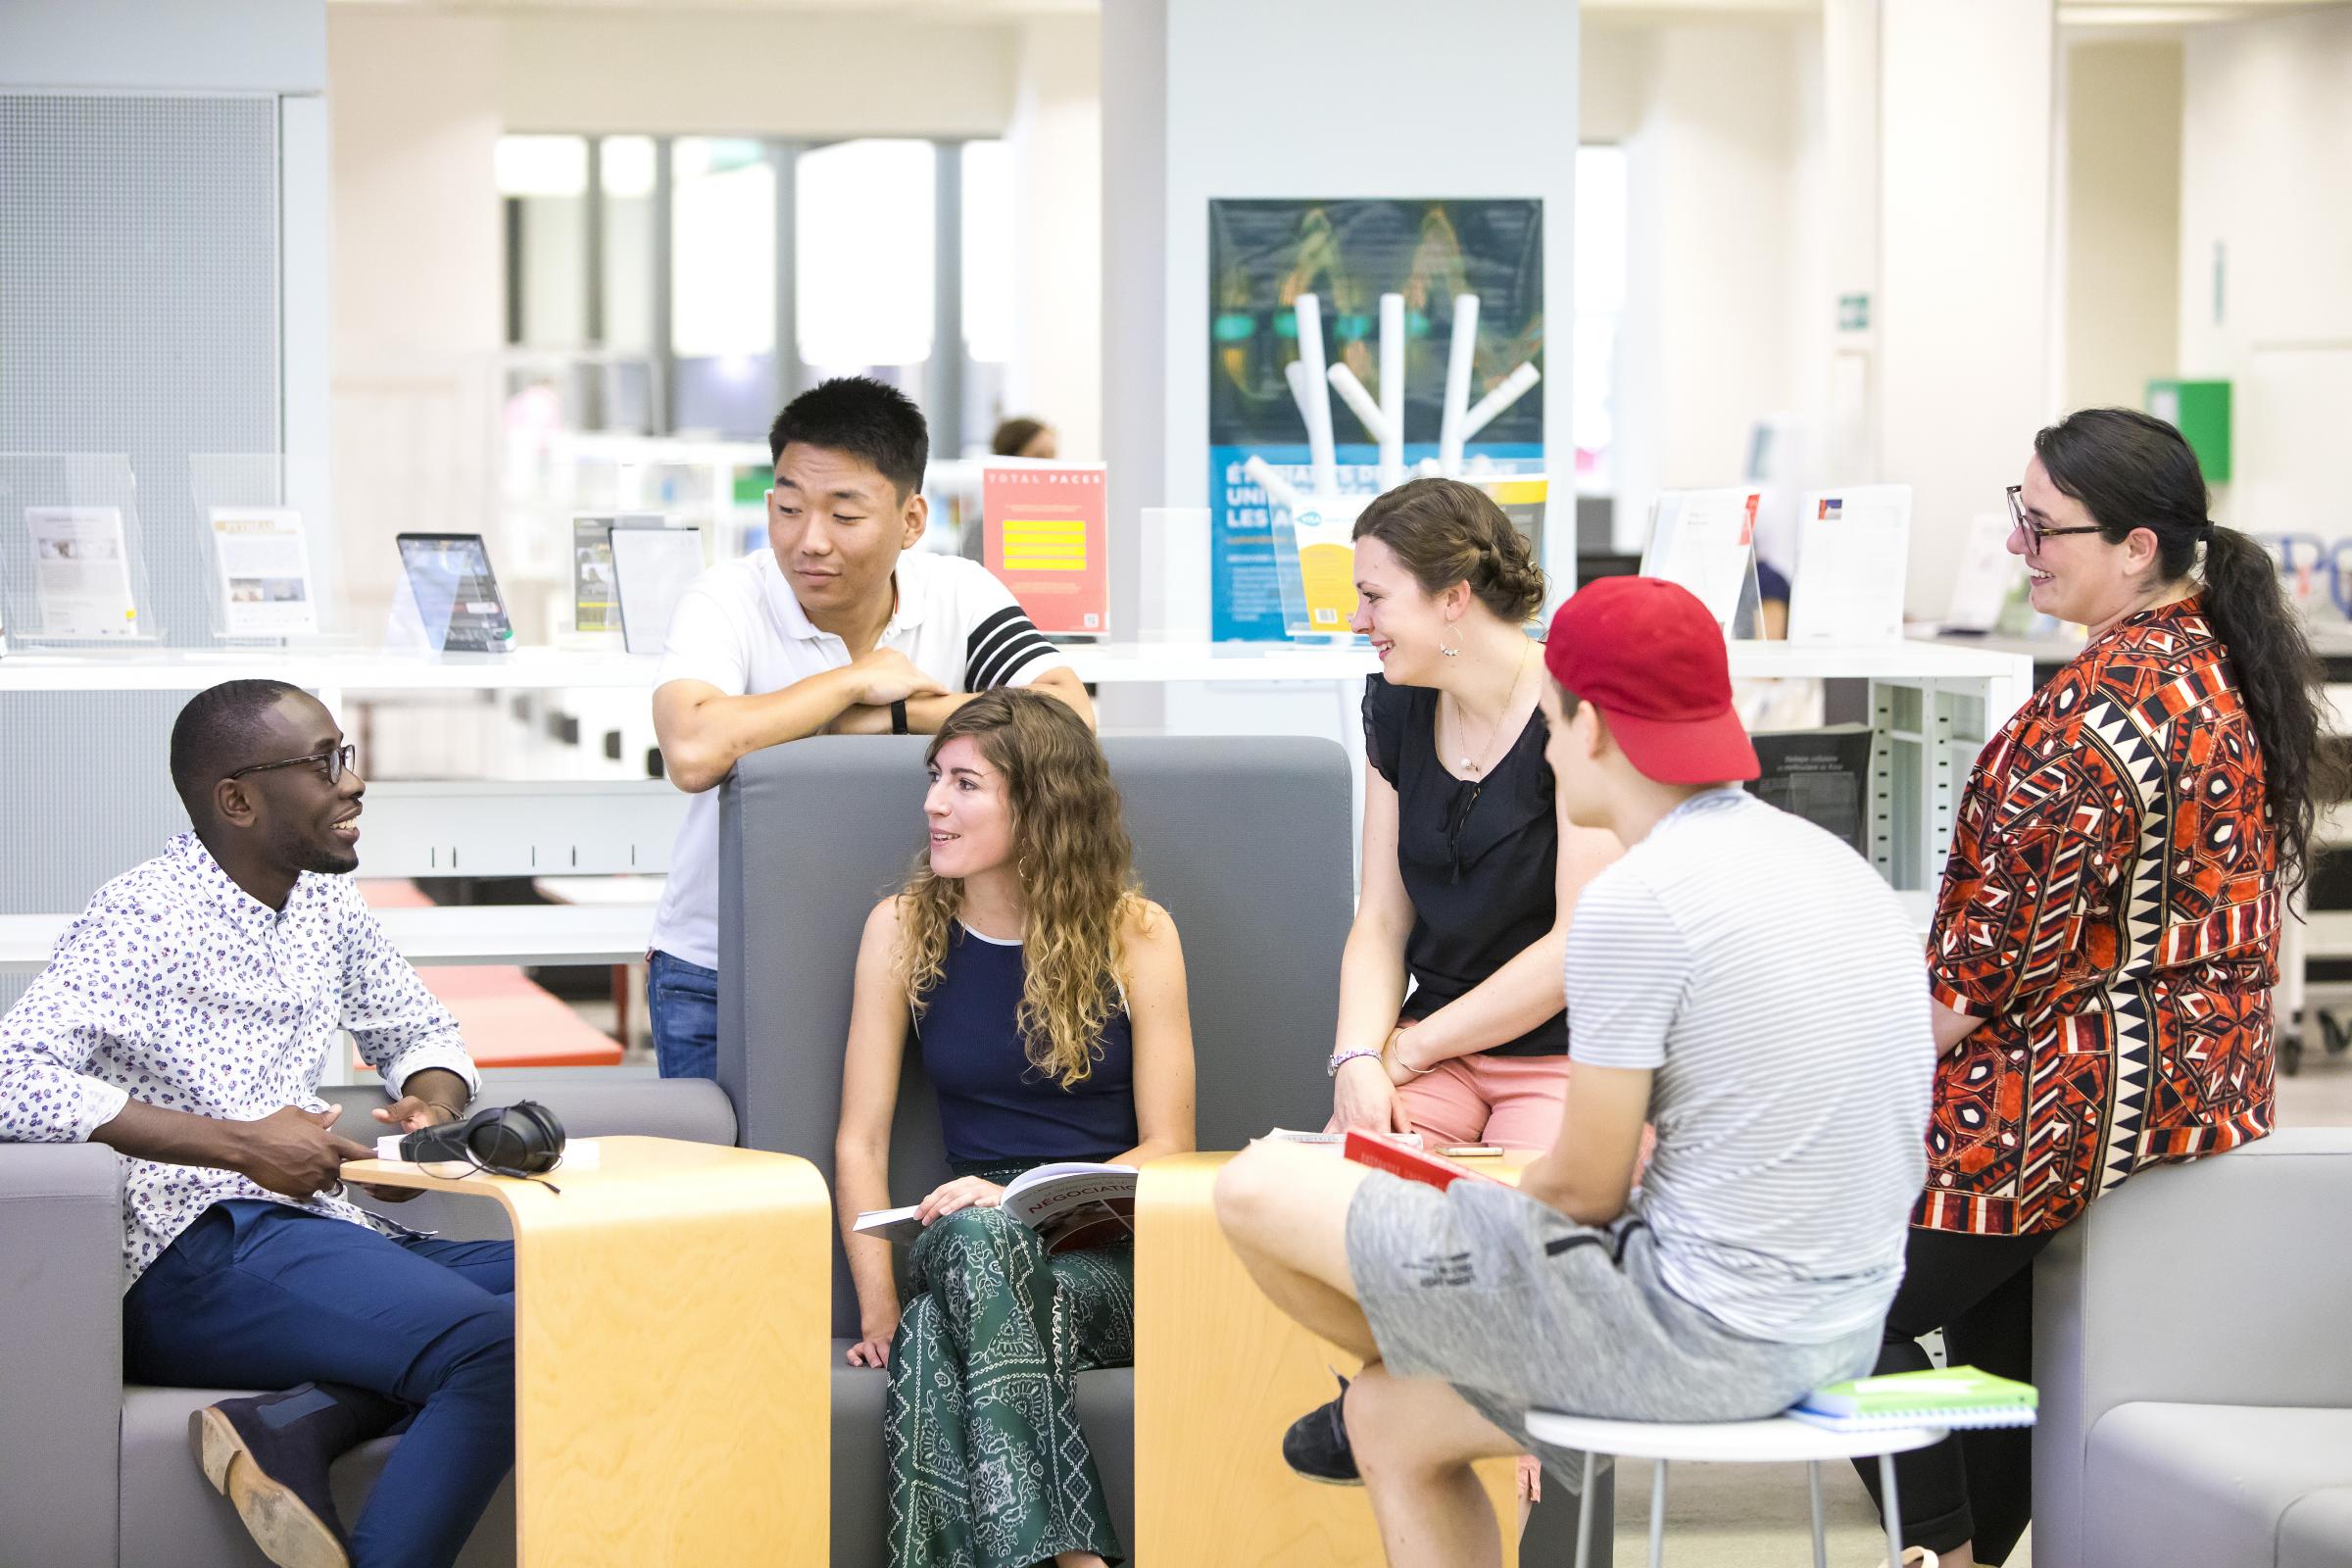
[855,1161,1137,1253]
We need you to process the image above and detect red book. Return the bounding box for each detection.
[1343,1129,1507,1191]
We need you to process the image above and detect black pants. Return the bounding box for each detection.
[1853,1224,2056,1565]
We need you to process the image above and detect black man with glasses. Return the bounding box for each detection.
[0,679,510,1568]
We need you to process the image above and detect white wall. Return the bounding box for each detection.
[2179,6,2352,539]
[328,4,506,628]
[495,10,1016,140]
[2060,37,2182,412]
[1585,19,1820,552]
[1641,23,1809,492]
[1581,23,1651,143]
[1007,15,1102,461]
[1878,0,2057,612]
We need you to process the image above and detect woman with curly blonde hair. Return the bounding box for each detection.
[834,688,1196,1568]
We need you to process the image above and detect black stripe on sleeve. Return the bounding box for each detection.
[965,606,1058,689]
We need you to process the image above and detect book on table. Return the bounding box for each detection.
[1340,1128,1507,1191]
[854,1161,1136,1253]
[1259,1127,1423,1149]
[1790,1366,2038,1432]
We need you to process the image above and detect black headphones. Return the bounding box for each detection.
[399,1100,567,1178]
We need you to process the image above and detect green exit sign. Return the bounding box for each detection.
[2146,379,2231,484]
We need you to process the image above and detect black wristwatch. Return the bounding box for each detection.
[890,698,909,735]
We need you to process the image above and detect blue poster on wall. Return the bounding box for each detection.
[1208,198,1545,642]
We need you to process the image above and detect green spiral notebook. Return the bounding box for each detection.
[1790,1367,2037,1432]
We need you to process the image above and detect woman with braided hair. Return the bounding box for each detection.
[1326,478,1622,1150]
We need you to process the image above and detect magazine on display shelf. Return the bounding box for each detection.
[570,513,670,636]
[611,524,709,656]
[1787,485,1912,643]
[981,463,1109,636]
[208,508,319,638]
[855,1161,1137,1253]
[1642,487,1763,629]
[24,506,140,638]
[391,532,514,654]
[1745,725,1876,858]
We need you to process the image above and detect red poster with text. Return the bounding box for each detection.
[982,464,1108,636]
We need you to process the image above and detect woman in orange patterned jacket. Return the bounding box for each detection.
[1859,408,2339,1568]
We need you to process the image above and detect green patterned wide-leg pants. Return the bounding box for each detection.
[885,1200,1134,1568]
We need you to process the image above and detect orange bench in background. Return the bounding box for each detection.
[357,881,626,1070]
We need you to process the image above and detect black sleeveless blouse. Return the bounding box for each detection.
[1362,673,1565,1057]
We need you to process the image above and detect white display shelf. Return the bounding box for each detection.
[0,646,657,694]
[1,887,1936,974]
[0,903,654,975]
[0,636,2034,696]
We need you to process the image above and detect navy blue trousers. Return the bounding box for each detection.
[124,1200,515,1568]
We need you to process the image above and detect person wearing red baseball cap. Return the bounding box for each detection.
[1216,575,1938,1565]
[1535,573,1761,802]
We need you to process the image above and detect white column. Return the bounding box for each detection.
[2056,37,2182,413]
[1007,15,1102,461]
[1820,0,1881,485]
[1877,0,2058,613]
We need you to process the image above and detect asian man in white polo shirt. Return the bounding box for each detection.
[648,376,1092,1078]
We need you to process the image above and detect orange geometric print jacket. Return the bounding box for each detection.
[1921,597,2277,1236]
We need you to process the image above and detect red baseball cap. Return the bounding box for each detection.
[1541,576,1759,784]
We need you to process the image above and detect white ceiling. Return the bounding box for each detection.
[326,0,2351,27]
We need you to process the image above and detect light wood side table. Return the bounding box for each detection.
[1133,1150,1537,1566]
[343,1134,830,1568]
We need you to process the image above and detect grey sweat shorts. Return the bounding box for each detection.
[1345,1172,1879,1483]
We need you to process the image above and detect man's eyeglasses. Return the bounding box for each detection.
[2006,486,2106,553]
[226,744,357,787]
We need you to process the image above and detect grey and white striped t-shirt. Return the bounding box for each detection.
[1567,788,1934,1344]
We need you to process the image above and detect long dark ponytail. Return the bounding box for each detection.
[2035,407,2340,893]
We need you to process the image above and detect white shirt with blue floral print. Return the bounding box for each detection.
[0,833,480,1287]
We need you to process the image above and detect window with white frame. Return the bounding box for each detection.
[499,132,1012,449]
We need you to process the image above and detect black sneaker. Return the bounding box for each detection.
[189,1382,403,1568]
[1281,1370,1361,1486]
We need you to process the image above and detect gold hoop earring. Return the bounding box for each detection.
[1018,856,1033,881]
[1438,621,1462,659]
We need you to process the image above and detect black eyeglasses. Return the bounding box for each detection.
[226,744,357,787]
[2007,486,2105,553]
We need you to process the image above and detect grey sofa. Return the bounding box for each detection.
[2034,1127,2352,1568]
[718,733,1593,1567]
[0,1066,736,1568]
[720,735,1348,1564]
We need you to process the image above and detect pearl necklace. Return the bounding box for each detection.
[1444,641,1535,777]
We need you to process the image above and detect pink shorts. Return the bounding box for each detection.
[1381,1053,1572,1151]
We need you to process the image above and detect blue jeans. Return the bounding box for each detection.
[124,1200,514,1568]
[649,948,719,1081]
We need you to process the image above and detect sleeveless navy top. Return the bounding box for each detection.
[914,923,1138,1166]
